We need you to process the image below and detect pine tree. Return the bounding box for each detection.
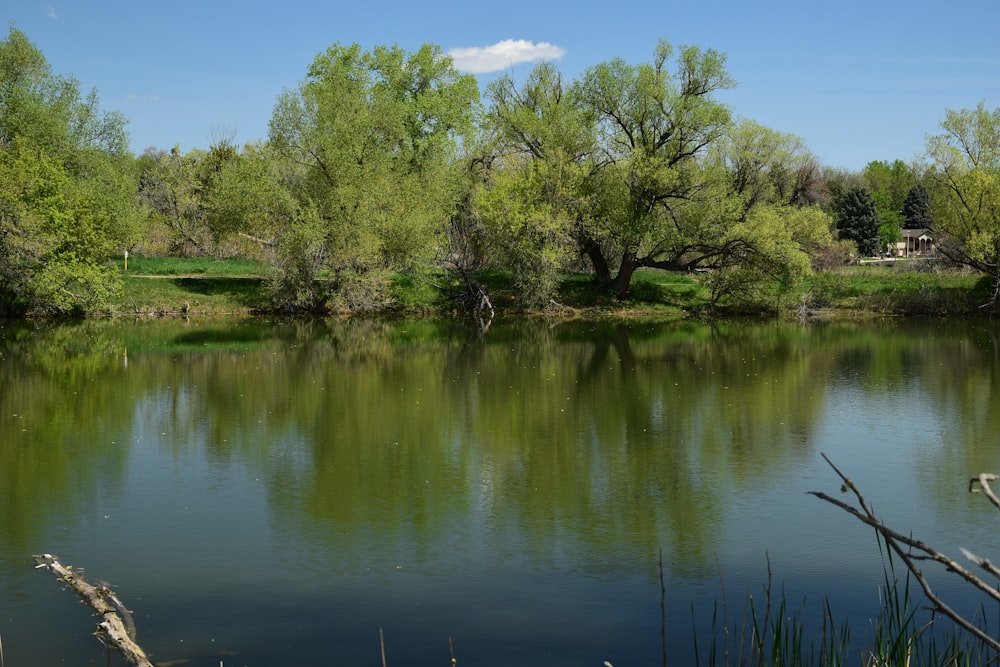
[835,186,881,256]
[902,184,932,229]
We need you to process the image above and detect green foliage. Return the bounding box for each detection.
[902,184,932,229]
[863,160,915,223]
[862,160,920,257]
[0,27,138,315]
[707,205,833,310]
[718,120,826,210]
[266,42,479,312]
[475,159,577,308]
[923,101,1000,283]
[572,40,737,296]
[137,145,211,254]
[833,185,881,257]
[203,141,300,261]
[477,62,592,307]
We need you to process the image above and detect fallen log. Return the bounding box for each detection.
[32,553,154,667]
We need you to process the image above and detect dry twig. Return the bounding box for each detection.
[810,453,1000,653]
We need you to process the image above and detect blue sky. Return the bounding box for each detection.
[6,0,999,170]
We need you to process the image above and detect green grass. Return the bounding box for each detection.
[801,264,987,315]
[106,256,995,318]
[110,255,273,315]
[114,255,273,277]
[117,274,268,316]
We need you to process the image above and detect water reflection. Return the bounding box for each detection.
[3,317,1000,664]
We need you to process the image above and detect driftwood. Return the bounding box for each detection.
[32,553,154,667]
[810,454,1000,653]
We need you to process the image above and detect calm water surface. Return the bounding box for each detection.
[2,316,1000,665]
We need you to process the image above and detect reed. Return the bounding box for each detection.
[691,557,851,667]
[687,538,998,666]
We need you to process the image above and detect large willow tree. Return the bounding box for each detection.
[0,28,141,315]
[478,40,833,307]
[265,42,478,311]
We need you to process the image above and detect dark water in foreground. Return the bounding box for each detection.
[2,316,1000,666]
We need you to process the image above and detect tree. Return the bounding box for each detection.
[923,101,1000,293]
[701,120,836,307]
[476,62,594,307]
[834,186,881,257]
[204,141,291,255]
[477,46,833,308]
[863,160,917,257]
[266,42,478,311]
[137,145,211,255]
[715,119,828,212]
[902,183,932,229]
[0,27,141,315]
[136,138,243,256]
[572,40,737,298]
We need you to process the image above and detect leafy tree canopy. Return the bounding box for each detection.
[265,42,479,311]
[573,40,737,297]
[0,27,140,315]
[923,101,1000,285]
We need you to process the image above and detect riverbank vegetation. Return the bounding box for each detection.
[109,255,987,318]
[2,27,998,319]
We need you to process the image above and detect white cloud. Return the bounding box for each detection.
[45,6,57,19]
[447,39,566,74]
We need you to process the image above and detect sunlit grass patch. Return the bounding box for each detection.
[118,274,267,315]
[112,255,273,277]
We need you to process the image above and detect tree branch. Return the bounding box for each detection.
[810,454,1000,652]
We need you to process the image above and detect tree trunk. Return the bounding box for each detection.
[577,233,612,286]
[612,252,638,299]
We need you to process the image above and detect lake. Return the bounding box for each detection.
[2,316,1000,666]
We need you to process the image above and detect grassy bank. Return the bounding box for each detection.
[113,256,273,316]
[109,256,991,318]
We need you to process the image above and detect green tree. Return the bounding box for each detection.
[266,42,478,311]
[701,120,836,307]
[716,120,827,211]
[0,27,141,315]
[137,145,211,254]
[834,186,881,257]
[477,47,833,309]
[902,183,932,229]
[923,101,1000,290]
[863,160,917,256]
[476,62,594,306]
[204,141,292,256]
[572,40,736,298]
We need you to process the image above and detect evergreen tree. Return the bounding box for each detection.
[902,184,932,229]
[834,186,881,256]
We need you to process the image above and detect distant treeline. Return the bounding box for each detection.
[1,27,997,317]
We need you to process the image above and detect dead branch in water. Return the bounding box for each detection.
[809,454,1000,653]
[32,553,154,667]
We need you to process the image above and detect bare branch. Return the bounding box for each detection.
[970,473,1000,511]
[959,547,1000,581]
[811,455,1000,653]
